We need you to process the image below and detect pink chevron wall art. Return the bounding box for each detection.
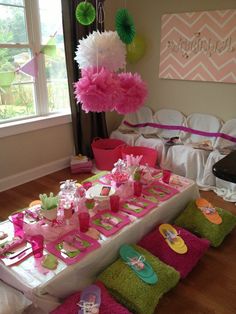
[159,9,236,83]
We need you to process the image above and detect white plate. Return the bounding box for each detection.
[86,184,115,200]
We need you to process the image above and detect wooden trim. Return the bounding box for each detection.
[0,157,70,192]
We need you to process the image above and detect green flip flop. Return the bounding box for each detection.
[119,244,158,285]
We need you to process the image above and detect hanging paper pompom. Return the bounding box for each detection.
[115,8,136,44]
[74,67,120,113]
[114,72,148,114]
[74,30,126,71]
[75,1,96,26]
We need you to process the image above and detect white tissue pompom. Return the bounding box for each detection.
[75,30,126,71]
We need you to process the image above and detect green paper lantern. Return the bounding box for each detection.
[115,8,136,44]
[126,35,146,64]
[75,1,96,26]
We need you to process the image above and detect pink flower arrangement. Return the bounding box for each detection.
[111,171,129,185]
[115,72,148,114]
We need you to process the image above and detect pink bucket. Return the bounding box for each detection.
[122,145,158,167]
[92,138,126,170]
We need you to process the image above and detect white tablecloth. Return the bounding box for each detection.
[0,177,199,313]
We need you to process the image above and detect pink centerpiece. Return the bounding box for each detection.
[111,172,129,187]
[111,159,129,187]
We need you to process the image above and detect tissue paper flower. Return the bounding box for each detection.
[74,67,120,113]
[74,30,126,71]
[115,8,136,44]
[115,72,148,114]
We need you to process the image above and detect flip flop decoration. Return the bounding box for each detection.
[57,241,81,258]
[0,241,33,266]
[142,194,160,203]
[46,230,100,265]
[159,224,188,254]
[78,284,101,314]
[119,244,158,284]
[102,216,121,227]
[93,218,113,231]
[120,198,156,217]
[91,211,130,236]
[0,236,25,256]
[196,198,222,225]
[170,175,191,191]
[92,213,123,231]
[123,203,143,213]
[126,255,146,270]
[142,182,179,202]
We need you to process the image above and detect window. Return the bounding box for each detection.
[0,0,70,125]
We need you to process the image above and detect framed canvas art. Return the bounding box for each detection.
[159,9,236,83]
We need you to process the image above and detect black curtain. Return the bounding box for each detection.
[61,0,108,158]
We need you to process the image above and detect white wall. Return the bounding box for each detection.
[105,0,236,134]
[0,123,74,190]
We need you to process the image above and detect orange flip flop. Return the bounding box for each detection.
[196,198,222,225]
[159,224,188,254]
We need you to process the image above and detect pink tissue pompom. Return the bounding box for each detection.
[74,67,120,113]
[114,72,148,114]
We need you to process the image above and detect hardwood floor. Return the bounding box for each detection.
[0,168,235,314]
[0,169,90,220]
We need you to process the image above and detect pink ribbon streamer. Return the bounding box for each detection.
[124,120,236,144]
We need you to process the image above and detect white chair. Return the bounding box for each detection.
[135,109,185,166]
[200,118,236,202]
[110,106,154,145]
[164,113,222,184]
[154,108,186,140]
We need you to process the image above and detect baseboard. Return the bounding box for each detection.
[0,157,71,192]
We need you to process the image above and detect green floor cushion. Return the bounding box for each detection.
[98,244,180,314]
[174,200,236,247]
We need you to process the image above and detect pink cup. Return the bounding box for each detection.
[12,212,24,238]
[29,235,44,258]
[133,181,143,197]
[162,169,172,184]
[64,205,73,220]
[78,212,90,232]
[109,195,120,212]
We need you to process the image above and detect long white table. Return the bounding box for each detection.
[0,177,199,313]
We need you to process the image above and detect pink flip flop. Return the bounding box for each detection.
[78,284,101,314]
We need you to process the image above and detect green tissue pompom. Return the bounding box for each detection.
[115,8,136,44]
[75,1,96,26]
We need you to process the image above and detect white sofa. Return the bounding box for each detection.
[110,106,236,201]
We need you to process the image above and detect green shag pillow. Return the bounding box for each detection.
[174,200,236,247]
[98,245,180,314]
